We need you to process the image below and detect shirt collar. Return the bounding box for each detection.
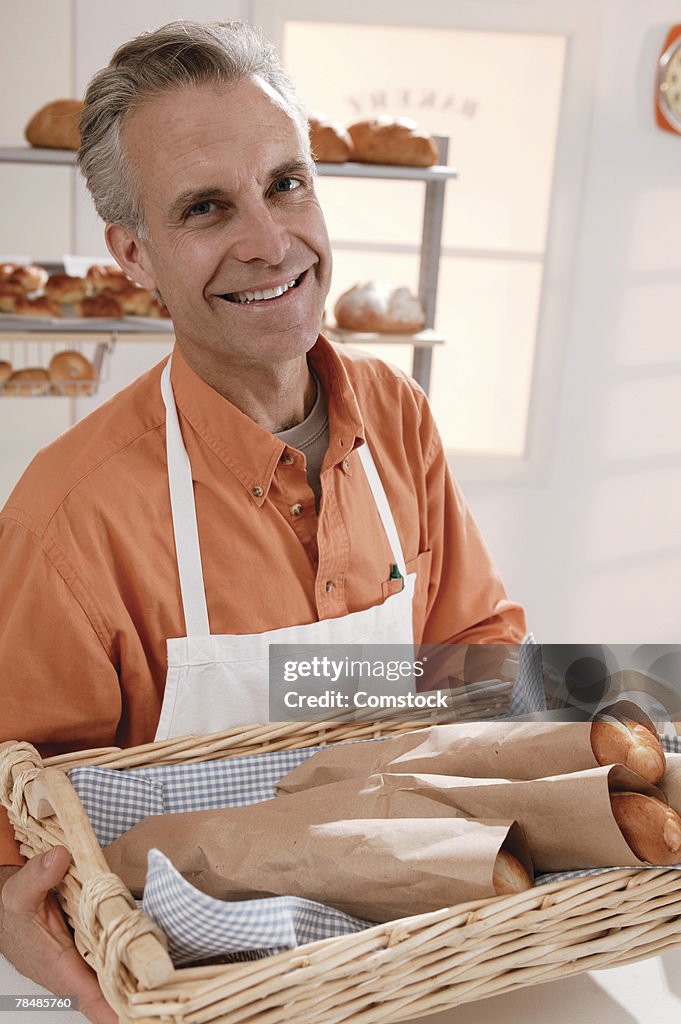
[169,335,365,504]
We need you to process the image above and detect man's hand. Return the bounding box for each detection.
[0,847,117,1023]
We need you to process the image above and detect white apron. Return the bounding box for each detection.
[155,357,416,740]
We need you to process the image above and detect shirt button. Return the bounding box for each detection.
[281,453,294,465]
[342,458,350,472]
[252,486,264,498]
[325,580,334,593]
[290,503,304,516]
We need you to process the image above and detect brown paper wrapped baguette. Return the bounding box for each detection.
[493,849,532,895]
[591,702,665,784]
[610,792,681,865]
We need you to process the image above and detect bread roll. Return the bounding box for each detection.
[591,712,665,785]
[48,350,97,396]
[347,117,438,167]
[13,296,61,318]
[610,792,681,865]
[25,99,83,150]
[0,263,19,280]
[75,295,123,318]
[0,360,13,383]
[85,264,130,294]
[109,286,152,316]
[492,849,533,895]
[334,282,425,333]
[308,117,354,163]
[9,264,49,293]
[4,368,50,396]
[0,283,25,312]
[44,274,88,305]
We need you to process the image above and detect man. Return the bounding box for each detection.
[0,20,525,1020]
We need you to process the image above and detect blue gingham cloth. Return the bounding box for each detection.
[142,849,372,964]
[507,633,546,716]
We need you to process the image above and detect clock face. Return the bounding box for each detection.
[658,36,681,132]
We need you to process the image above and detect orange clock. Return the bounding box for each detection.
[656,25,681,134]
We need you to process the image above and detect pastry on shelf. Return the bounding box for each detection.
[49,350,97,396]
[13,295,61,318]
[25,99,83,151]
[4,367,51,396]
[308,115,354,163]
[45,273,89,305]
[334,282,425,334]
[75,294,123,318]
[85,264,132,294]
[6,263,49,293]
[347,117,438,167]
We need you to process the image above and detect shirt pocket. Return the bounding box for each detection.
[382,549,433,641]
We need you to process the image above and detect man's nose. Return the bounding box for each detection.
[230,204,291,265]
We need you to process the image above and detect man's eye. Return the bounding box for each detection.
[187,200,215,217]
[273,177,301,193]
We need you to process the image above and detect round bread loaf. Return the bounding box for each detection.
[347,117,438,167]
[334,282,425,333]
[610,792,681,865]
[110,286,152,316]
[0,360,13,383]
[76,294,123,318]
[45,273,89,305]
[86,264,130,294]
[492,849,533,895]
[4,368,50,396]
[308,117,354,163]
[591,712,665,785]
[25,99,83,150]
[9,264,49,293]
[0,263,19,280]
[49,350,97,396]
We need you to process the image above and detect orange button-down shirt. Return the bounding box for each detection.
[0,337,525,862]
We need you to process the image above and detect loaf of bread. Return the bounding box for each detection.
[611,792,681,864]
[14,295,61,318]
[44,274,89,305]
[334,282,425,333]
[8,264,49,293]
[48,350,97,396]
[591,708,665,784]
[0,360,13,383]
[347,117,438,167]
[308,116,354,163]
[85,264,131,294]
[75,295,123,318]
[25,99,83,151]
[4,368,50,396]
[492,848,533,895]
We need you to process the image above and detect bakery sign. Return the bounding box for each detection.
[346,89,479,119]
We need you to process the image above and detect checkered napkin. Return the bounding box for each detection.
[142,849,372,965]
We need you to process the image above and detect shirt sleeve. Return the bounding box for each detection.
[0,514,122,864]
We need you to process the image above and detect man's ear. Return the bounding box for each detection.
[105,223,157,292]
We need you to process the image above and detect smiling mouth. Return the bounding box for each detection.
[222,272,305,304]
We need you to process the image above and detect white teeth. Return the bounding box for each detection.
[230,278,298,303]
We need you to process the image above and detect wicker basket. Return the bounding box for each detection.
[3,719,681,1024]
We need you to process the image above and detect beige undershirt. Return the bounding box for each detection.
[274,370,329,512]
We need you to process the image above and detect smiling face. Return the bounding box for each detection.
[108,76,332,374]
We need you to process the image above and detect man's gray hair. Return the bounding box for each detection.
[78,20,310,236]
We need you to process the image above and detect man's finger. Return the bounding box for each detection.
[2,846,71,914]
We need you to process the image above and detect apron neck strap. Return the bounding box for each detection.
[357,442,407,577]
[160,356,211,637]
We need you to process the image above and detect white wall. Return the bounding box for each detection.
[1,0,679,644]
[464,0,681,643]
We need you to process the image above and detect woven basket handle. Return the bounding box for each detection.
[24,766,175,990]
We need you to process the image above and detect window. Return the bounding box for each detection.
[255,0,598,478]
